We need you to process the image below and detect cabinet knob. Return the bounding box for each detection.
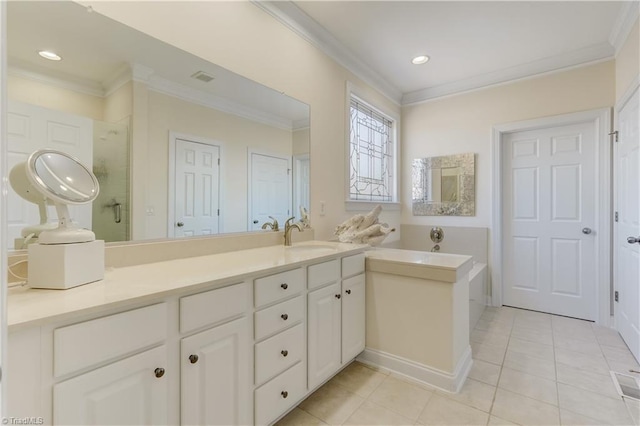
[189,354,199,364]
[335,294,341,299]
[346,289,352,295]
[281,283,288,290]
[281,350,289,357]
[281,313,289,321]
[154,368,165,378]
[281,391,288,399]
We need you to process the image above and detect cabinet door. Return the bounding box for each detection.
[342,273,366,362]
[307,282,341,389]
[54,346,168,425]
[181,317,251,426]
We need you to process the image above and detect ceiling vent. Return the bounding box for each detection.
[191,71,215,83]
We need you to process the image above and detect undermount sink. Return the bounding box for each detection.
[285,243,338,253]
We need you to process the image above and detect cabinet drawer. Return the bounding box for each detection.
[54,303,167,377]
[255,296,304,341]
[255,323,304,385]
[308,259,339,290]
[255,362,305,426]
[342,253,365,278]
[255,268,304,307]
[180,282,248,333]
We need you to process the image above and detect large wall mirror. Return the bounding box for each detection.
[6,1,310,250]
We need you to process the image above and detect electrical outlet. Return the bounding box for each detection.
[146,206,155,216]
[319,201,326,216]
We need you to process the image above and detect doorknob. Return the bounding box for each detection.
[176,222,184,227]
[628,236,640,244]
[253,220,259,224]
[582,228,592,235]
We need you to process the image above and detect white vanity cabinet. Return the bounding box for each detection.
[6,243,368,426]
[307,254,366,390]
[54,346,169,425]
[181,317,251,426]
[51,304,171,425]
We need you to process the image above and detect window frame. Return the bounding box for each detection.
[345,82,400,211]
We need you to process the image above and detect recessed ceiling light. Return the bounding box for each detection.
[411,55,430,65]
[38,50,62,61]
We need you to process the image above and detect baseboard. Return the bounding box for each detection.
[356,346,473,393]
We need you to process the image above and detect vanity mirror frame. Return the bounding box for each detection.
[412,153,476,216]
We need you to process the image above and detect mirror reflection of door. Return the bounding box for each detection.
[293,154,310,218]
[441,167,460,202]
[174,138,221,237]
[249,152,291,231]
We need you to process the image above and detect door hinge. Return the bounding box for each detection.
[615,211,619,222]
[217,209,220,216]
[609,130,619,142]
[217,158,220,165]
[287,168,291,175]
[615,291,619,302]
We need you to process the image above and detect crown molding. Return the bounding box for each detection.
[609,1,640,56]
[103,64,133,97]
[8,63,104,98]
[132,68,296,131]
[402,42,615,105]
[253,1,403,106]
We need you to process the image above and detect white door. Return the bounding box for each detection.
[308,282,341,390]
[293,154,310,218]
[174,139,220,237]
[615,88,640,363]
[503,121,597,320]
[249,152,291,231]
[341,273,365,363]
[181,317,251,426]
[7,101,93,248]
[54,346,168,425]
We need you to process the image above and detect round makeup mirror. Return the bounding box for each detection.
[24,149,100,244]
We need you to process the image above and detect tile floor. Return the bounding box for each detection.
[276,306,640,425]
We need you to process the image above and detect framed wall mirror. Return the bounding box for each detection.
[412,153,475,216]
[6,0,310,250]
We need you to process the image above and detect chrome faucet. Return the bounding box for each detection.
[261,216,279,231]
[284,217,303,246]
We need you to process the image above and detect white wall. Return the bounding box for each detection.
[401,61,615,229]
[84,1,402,242]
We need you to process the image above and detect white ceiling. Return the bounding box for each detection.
[269,1,636,104]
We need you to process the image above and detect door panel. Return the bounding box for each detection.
[615,88,640,362]
[503,121,597,320]
[307,282,341,390]
[250,152,290,230]
[174,139,220,237]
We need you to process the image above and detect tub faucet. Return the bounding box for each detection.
[431,244,440,252]
[284,217,302,246]
[261,216,279,231]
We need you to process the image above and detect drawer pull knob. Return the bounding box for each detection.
[281,391,288,398]
[189,354,199,364]
[346,289,352,295]
[335,294,341,299]
[281,283,288,290]
[281,313,289,320]
[281,350,289,357]
[154,368,165,378]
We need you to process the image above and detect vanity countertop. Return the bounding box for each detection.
[366,248,473,282]
[7,241,368,332]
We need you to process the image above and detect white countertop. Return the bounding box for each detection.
[366,248,473,282]
[8,241,368,332]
